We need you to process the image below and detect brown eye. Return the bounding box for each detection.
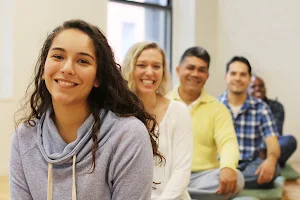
[136,64,145,68]
[78,59,89,64]
[53,54,63,60]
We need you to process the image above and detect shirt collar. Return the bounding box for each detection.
[171,85,214,108]
[219,90,257,111]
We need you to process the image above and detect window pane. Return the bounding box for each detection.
[126,0,168,7]
[107,1,171,67]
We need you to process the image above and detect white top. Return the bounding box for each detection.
[151,100,193,200]
[229,103,242,118]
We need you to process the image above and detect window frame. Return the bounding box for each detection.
[108,0,173,70]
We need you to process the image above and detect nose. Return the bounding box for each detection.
[235,74,241,81]
[254,85,260,91]
[191,69,200,77]
[60,59,75,75]
[145,66,154,75]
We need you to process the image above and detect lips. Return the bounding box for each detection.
[187,77,201,84]
[141,79,155,85]
[55,79,78,87]
[254,91,263,98]
[233,83,244,87]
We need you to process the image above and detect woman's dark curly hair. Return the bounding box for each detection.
[15,19,163,170]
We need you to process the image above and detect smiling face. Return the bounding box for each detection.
[225,61,251,95]
[176,56,209,95]
[42,29,99,107]
[249,76,266,99]
[132,48,163,95]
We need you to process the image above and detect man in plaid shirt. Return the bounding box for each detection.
[219,56,280,189]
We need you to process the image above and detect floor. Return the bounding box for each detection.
[0,176,8,200]
[282,162,300,200]
[1,163,300,200]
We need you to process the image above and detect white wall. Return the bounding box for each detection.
[171,0,196,86]
[194,0,219,95]
[0,0,107,176]
[0,0,14,99]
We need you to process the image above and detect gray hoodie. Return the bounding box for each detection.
[10,109,154,200]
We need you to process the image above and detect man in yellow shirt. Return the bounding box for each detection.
[168,46,244,200]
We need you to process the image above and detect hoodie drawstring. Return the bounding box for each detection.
[47,155,77,200]
[72,155,77,200]
[47,163,53,200]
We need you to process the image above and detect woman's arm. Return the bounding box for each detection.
[158,103,193,200]
[10,132,33,200]
[110,119,154,200]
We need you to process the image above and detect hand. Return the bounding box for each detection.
[255,158,276,185]
[216,168,237,196]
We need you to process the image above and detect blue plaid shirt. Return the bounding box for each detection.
[218,91,279,161]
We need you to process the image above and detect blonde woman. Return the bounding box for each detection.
[122,41,193,200]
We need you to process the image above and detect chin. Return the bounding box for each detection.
[137,87,157,94]
[188,86,201,93]
[52,95,75,105]
[183,88,200,97]
[231,90,245,95]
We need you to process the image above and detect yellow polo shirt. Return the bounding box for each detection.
[167,88,239,172]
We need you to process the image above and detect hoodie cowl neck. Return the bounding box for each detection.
[37,108,108,165]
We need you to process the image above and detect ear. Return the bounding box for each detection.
[93,79,100,88]
[176,65,180,77]
[42,71,45,80]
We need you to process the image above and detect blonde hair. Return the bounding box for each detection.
[122,41,171,95]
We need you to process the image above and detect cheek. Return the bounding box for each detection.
[200,73,208,80]
[157,69,164,79]
[225,78,231,84]
[133,69,142,80]
[181,73,189,81]
[43,60,59,78]
[80,69,97,83]
[155,71,164,85]
[243,78,251,85]
[180,71,189,79]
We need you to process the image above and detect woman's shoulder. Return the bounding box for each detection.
[159,99,191,127]
[109,111,149,138]
[15,120,39,137]
[12,120,39,153]
[107,112,152,153]
[168,99,190,114]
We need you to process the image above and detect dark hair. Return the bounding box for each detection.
[226,56,252,75]
[15,19,163,171]
[179,46,210,68]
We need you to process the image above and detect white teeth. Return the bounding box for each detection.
[142,80,154,84]
[57,80,75,86]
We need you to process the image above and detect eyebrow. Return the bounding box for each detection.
[188,64,207,69]
[136,60,162,65]
[50,47,95,61]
